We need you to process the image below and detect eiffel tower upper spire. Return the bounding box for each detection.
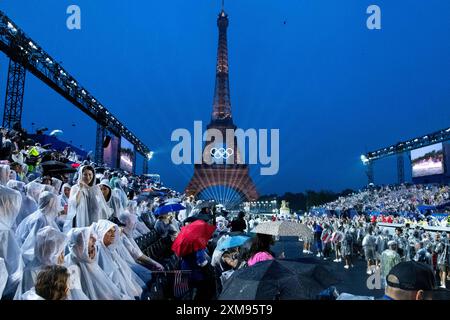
[211,3,233,124]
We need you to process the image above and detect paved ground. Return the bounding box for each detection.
[272,240,384,298]
[322,255,384,298]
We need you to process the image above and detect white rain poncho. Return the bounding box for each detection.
[6,180,29,229]
[119,213,147,260]
[6,180,25,193]
[26,181,46,203]
[43,184,57,194]
[14,226,67,299]
[92,220,144,299]
[19,182,45,227]
[99,179,121,219]
[65,227,126,300]
[111,178,128,208]
[63,166,110,232]
[21,287,45,300]
[126,201,150,237]
[60,183,71,207]
[51,177,63,194]
[0,164,11,185]
[0,185,24,298]
[16,191,61,263]
[0,257,7,297]
[117,213,153,284]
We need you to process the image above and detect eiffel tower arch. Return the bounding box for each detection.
[185,8,258,202]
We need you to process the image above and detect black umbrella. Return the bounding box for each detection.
[40,160,68,171]
[46,167,77,175]
[219,259,338,300]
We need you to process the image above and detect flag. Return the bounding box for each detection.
[173,270,190,299]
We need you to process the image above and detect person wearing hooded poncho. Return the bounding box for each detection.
[110,177,128,209]
[23,181,45,212]
[125,200,150,237]
[13,226,88,300]
[16,191,62,263]
[118,212,164,282]
[0,185,24,299]
[11,181,45,233]
[22,265,71,300]
[60,183,71,208]
[6,180,27,229]
[51,177,63,195]
[63,165,110,232]
[0,257,7,297]
[98,179,122,221]
[0,164,11,186]
[65,227,128,300]
[91,220,145,299]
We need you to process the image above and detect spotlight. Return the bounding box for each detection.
[360,154,370,165]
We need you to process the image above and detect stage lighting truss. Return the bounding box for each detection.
[0,11,150,156]
[365,126,450,162]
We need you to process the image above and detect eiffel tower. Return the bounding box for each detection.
[185,7,258,202]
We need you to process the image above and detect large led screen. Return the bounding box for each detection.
[120,137,134,173]
[103,135,119,169]
[411,143,445,178]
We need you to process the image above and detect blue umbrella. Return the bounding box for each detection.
[217,235,250,251]
[154,203,186,216]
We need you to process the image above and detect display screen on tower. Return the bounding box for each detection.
[411,143,445,178]
[120,137,134,173]
[103,135,119,169]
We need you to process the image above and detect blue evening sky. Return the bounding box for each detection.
[0,0,449,195]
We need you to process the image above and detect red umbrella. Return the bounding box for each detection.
[171,220,216,257]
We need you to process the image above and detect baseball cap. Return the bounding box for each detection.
[386,261,436,291]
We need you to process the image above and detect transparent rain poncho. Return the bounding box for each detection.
[0,185,24,298]
[126,201,150,237]
[0,257,7,298]
[6,180,25,193]
[119,212,145,260]
[20,287,44,300]
[14,226,68,299]
[117,213,153,284]
[43,184,57,194]
[111,178,128,209]
[6,180,29,229]
[92,220,144,299]
[26,181,46,203]
[63,166,110,232]
[60,183,72,207]
[65,227,127,300]
[16,191,62,263]
[108,193,122,219]
[0,164,11,185]
[51,177,63,195]
[13,182,45,244]
[98,180,121,219]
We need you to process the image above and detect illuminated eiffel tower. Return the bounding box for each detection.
[185,6,258,202]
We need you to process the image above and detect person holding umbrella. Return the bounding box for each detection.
[171,219,216,300]
[213,235,250,296]
[247,233,275,267]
